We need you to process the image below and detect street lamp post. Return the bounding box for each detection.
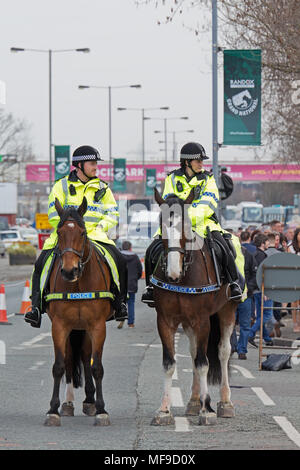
[154,129,194,160]
[11,47,90,189]
[145,116,189,166]
[78,84,141,181]
[117,106,169,193]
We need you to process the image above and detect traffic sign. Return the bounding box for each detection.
[35,213,52,230]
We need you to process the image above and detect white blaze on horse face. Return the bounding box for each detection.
[166,213,182,280]
[67,222,75,229]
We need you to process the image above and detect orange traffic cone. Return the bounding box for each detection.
[15,280,31,316]
[0,284,12,325]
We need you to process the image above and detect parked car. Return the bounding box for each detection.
[0,230,24,249]
[19,227,39,248]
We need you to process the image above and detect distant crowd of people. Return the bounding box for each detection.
[230,219,300,360]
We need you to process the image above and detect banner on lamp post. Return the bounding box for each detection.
[145,168,157,196]
[55,145,70,181]
[223,50,261,146]
[113,158,126,192]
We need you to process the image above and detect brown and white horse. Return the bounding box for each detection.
[151,188,237,425]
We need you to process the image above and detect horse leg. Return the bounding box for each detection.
[89,324,110,426]
[81,333,96,417]
[193,319,218,426]
[183,326,201,416]
[61,382,75,417]
[45,320,70,426]
[151,315,176,426]
[217,305,236,418]
[60,336,75,417]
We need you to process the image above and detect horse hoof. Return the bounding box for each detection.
[198,411,217,426]
[217,401,235,418]
[151,411,175,426]
[60,402,74,417]
[83,402,96,416]
[185,399,201,416]
[94,413,110,426]
[44,414,61,427]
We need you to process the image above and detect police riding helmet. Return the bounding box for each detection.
[180,142,209,161]
[72,145,103,166]
[72,145,103,179]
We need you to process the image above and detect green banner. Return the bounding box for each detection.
[55,145,70,181]
[113,158,126,192]
[223,50,261,146]
[145,168,157,196]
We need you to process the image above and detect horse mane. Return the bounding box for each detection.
[57,208,86,229]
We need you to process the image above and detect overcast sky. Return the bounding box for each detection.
[0,0,258,164]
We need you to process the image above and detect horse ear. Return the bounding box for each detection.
[78,197,88,218]
[54,198,64,217]
[185,188,195,205]
[154,187,165,206]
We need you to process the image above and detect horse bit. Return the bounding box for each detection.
[57,230,93,275]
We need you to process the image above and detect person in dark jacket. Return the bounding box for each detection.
[248,233,274,347]
[231,245,258,359]
[119,241,143,328]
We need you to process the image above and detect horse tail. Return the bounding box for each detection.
[207,313,222,385]
[69,330,85,388]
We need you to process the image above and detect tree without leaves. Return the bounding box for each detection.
[135,0,300,162]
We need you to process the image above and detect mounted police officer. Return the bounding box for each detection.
[25,145,128,328]
[141,141,243,307]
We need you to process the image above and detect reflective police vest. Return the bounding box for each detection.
[159,168,222,238]
[43,170,119,250]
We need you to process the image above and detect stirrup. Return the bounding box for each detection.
[141,286,155,307]
[24,307,42,328]
[228,282,243,301]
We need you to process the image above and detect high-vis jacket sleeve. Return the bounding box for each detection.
[162,175,175,199]
[96,187,119,233]
[188,175,219,229]
[47,178,68,230]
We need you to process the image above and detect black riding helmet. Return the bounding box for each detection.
[72,145,103,180]
[180,142,209,175]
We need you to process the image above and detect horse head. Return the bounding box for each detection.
[154,187,195,283]
[55,197,89,282]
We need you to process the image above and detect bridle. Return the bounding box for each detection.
[57,228,93,275]
[160,213,194,283]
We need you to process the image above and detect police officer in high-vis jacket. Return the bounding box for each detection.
[25,145,128,328]
[141,141,243,307]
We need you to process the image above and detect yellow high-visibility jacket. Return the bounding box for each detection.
[159,168,222,237]
[156,168,245,286]
[43,170,118,250]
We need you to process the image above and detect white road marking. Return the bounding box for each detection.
[175,417,190,432]
[273,416,300,448]
[232,364,255,379]
[12,332,51,350]
[251,387,275,406]
[0,340,6,364]
[29,361,46,371]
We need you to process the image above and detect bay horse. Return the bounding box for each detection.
[151,188,238,426]
[44,197,113,427]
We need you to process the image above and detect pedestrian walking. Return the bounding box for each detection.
[248,233,274,347]
[119,240,143,328]
[236,246,258,359]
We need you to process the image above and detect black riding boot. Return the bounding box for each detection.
[211,231,243,301]
[100,242,128,321]
[24,272,42,328]
[141,239,163,307]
